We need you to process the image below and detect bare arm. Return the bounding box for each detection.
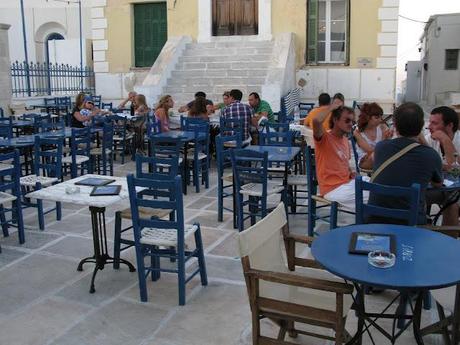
[118,98,129,109]
[312,104,337,140]
[178,105,189,113]
[432,131,457,165]
[353,129,374,154]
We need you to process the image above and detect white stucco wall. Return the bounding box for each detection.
[0,0,92,64]
[0,24,12,115]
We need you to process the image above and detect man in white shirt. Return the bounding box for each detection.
[423,106,460,167]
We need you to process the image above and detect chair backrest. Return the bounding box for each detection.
[238,203,288,273]
[146,118,161,136]
[0,117,13,139]
[33,135,63,179]
[101,122,114,152]
[101,102,113,111]
[71,127,91,158]
[355,176,421,226]
[216,133,242,178]
[231,148,268,197]
[260,122,293,146]
[144,136,181,178]
[44,98,56,106]
[220,116,244,138]
[280,88,301,123]
[127,174,184,245]
[110,115,128,139]
[299,102,315,119]
[92,95,102,108]
[0,150,21,197]
[56,96,71,106]
[306,145,319,196]
[349,134,361,174]
[40,119,65,133]
[181,116,207,131]
[0,107,4,118]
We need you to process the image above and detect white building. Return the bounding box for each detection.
[0,0,93,66]
[418,13,460,105]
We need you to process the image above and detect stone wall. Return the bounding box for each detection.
[0,23,12,116]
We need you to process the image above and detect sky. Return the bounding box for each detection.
[396,0,460,90]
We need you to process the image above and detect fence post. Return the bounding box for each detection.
[46,62,51,95]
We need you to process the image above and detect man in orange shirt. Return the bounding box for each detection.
[304,93,331,128]
[312,99,368,211]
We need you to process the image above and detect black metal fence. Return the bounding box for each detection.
[11,61,95,98]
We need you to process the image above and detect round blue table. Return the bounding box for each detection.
[312,224,460,344]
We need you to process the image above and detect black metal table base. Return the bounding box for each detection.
[77,206,135,294]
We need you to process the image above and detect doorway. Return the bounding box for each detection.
[212,0,258,36]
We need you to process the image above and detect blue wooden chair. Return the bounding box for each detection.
[20,136,63,230]
[113,151,180,270]
[216,134,242,226]
[231,148,287,232]
[0,117,13,139]
[220,116,248,145]
[110,115,134,164]
[259,122,292,146]
[0,107,4,118]
[92,95,102,108]
[101,102,113,111]
[39,119,65,133]
[127,174,208,305]
[90,122,114,175]
[62,127,92,178]
[0,150,25,248]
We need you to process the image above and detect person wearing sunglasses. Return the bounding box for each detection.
[312,98,367,211]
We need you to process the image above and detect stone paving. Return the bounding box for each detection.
[0,160,446,345]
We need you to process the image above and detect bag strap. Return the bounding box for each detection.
[370,142,420,182]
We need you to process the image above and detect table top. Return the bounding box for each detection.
[31,104,70,109]
[311,224,460,290]
[246,145,300,163]
[25,174,131,208]
[153,130,207,141]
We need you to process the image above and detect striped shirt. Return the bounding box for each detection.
[222,101,253,140]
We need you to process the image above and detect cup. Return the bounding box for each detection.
[368,250,395,268]
[65,186,80,194]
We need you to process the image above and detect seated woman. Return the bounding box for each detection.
[188,96,209,121]
[132,94,150,153]
[71,94,106,128]
[353,102,392,170]
[154,95,174,132]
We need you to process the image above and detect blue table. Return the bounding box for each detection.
[312,224,460,344]
[246,145,300,163]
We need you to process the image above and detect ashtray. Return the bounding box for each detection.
[65,186,80,194]
[368,250,395,268]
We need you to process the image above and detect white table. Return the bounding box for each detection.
[26,174,136,293]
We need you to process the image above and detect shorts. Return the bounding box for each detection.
[324,177,370,212]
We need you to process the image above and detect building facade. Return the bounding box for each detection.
[93,0,399,110]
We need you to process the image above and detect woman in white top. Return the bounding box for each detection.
[353,102,392,170]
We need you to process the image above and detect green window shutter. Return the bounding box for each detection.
[134,2,167,68]
[306,0,318,64]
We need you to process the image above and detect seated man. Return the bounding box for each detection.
[178,91,214,114]
[304,93,331,128]
[118,91,137,115]
[312,99,367,211]
[213,91,231,112]
[370,102,450,225]
[222,89,253,144]
[248,92,275,127]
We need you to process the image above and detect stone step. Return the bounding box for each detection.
[178,54,272,64]
[166,76,266,88]
[165,86,262,100]
[182,47,272,56]
[171,65,267,78]
[187,41,273,49]
[174,62,269,73]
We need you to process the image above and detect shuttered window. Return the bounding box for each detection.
[134,2,167,68]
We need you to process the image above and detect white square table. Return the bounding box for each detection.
[26,174,136,293]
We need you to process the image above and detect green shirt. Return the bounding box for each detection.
[253,99,274,123]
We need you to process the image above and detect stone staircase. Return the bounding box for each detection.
[162,40,274,108]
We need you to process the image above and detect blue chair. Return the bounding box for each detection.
[216,134,242,226]
[62,127,92,178]
[111,115,134,164]
[299,102,315,119]
[0,117,13,139]
[231,148,287,232]
[113,151,180,270]
[101,102,113,111]
[39,119,65,134]
[92,95,102,108]
[127,174,208,305]
[220,116,247,145]
[90,123,113,175]
[0,150,25,247]
[259,122,292,146]
[20,136,63,230]
[0,107,4,118]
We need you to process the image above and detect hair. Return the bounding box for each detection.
[333,93,345,102]
[156,95,172,111]
[329,106,355,129]
[249,92,260,100]
[135,94,147,108]
[230,89,243,101]
[222,91,230,97]
[318,93,331,106]
[357,102,384,132]
[195,91,206,98]
[431,106,459,132]
[189,96,208,117]
[393,102,425,137]
[75,92,86,109]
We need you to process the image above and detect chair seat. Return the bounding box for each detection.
[140,224,198,247]
[62,155,90,164]
[260,266,353,317]
[113,133,134,141]
[287,174,307,186]
[90,148,112,155]
[0,163,13,171]
[186,152,207,160]
[120,206,172,220]
[223,141,237,148]
[431,285,457,313]
[312,195,333,205]
[240,182,284,197]
[20,175,58,187]
[0,191,17,204]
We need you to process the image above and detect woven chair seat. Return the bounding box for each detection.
[114,133,134,141]
[287,174,307,186]
[223,141,237,148]
[20,175,58,187]
[0,191,17,204]
[240,182,284,197]
[62,155,90,164]
[186,152,207,160]
[223,174,233,182]
[90,148,112,155]
[120,207,172,220]
[140,224,199,247]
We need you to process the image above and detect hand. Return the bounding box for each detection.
[383,128,394,139]
[431,130,449,142]
[330,99,342,111]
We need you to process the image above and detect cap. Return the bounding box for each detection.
[83,96,93,104]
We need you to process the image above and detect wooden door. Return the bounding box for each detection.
[212,0,258,36]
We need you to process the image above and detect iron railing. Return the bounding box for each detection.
[11,61,95,98]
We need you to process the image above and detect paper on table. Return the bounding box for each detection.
[444,179,454,186]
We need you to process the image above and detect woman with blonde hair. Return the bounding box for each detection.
[132,94,150,153]
[155,95,174,132]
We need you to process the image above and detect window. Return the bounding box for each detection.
[445,49,459,70]
[307,0,349,64]
[133,2,167,68]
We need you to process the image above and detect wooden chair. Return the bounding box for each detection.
[238,203,354,345]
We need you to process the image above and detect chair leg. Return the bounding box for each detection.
[237,194,244,232]
[135,244,148,302]
[56,201,62,221]
[194,226,208,286]
[178,243,186,306]
[330,202,338,230]
[307,197,316,236]
[0,204,9,237]
[113,211,122,269]
[423,291,431,310]
[217,180,223,222]
[37,198,45,231]
[15,199,25,244]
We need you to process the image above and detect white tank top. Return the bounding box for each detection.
[356,126,383,161]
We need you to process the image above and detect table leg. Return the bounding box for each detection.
[77,206,135,293]
[412,291,426,345]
